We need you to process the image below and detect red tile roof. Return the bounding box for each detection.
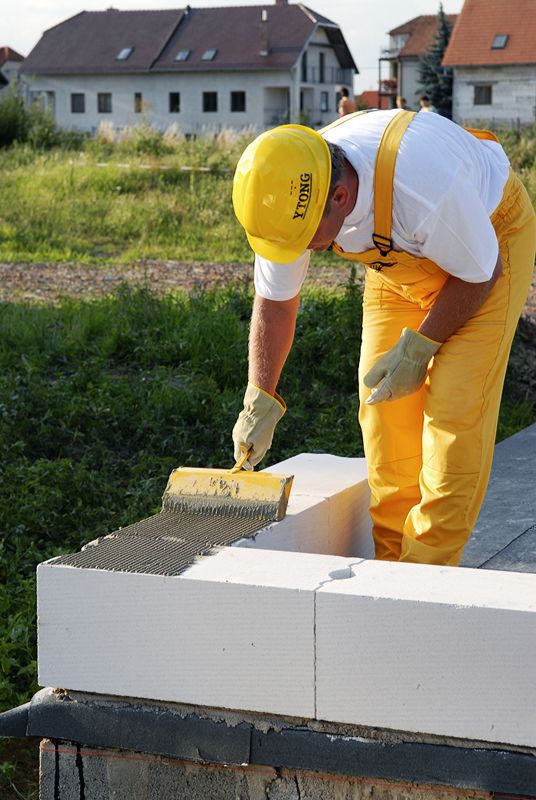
[443,0,536,66]
[0,46,25,67]
[389,14,458,59]
[19,5,356,75]
[357,91,390,109]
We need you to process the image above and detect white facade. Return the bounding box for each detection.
[396,59,423,111]
[452,64,536,126]
[23,28,349,135]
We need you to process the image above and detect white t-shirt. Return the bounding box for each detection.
[254,109,511,301]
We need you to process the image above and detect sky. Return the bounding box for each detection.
[2,0,465,95]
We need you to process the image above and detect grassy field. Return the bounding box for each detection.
[0,120,536,797]
[0,276,363,706]
[0,124,341,267]
[1,119,536,266]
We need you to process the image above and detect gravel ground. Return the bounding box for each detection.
[0,259,357,304]
[0,260,534,320]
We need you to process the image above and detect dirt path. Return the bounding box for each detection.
[1,260,535,321]
[0,260,356,305]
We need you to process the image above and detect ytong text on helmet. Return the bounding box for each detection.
[292,173,312,220]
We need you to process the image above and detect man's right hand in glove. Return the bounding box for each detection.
[232,382,287,469]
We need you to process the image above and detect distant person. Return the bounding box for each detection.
[419,94,436,112]
[396,97,411,110]
[338,87,357,117]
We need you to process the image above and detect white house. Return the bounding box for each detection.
[442,0,536,126]
[378,14,458,111]
[18,1,357,136]
[0,47,24,96]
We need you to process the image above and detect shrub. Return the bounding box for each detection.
[0,90,29,147]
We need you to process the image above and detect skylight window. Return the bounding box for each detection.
[116,47,134,60]
[201,49,217,61]
[174,49,191,62]
[491,34,508,49]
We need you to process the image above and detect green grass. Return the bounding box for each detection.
[1,119,536,267]
[0,130,343,267]
[0,276,363,717]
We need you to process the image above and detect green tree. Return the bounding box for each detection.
[418,4,454,118]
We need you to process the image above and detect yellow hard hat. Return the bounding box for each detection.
[232,125,331,264]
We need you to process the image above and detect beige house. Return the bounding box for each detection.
[442,0,536,126]
[18,2,356,136]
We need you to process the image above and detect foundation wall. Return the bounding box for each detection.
[39,740,496,800]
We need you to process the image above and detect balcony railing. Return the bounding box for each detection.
[264,107,338,129]
[380,47,401,60]
[302,67,354,86]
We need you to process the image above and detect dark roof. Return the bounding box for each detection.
[389,14,458,59]
[0,46,25,67]
[19,4,356,75]
[20,9,185,74]
[443,0,536,67]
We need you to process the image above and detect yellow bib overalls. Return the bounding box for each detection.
[322,111,535,565]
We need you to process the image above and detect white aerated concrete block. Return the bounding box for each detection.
[38,548,345,719]
[315,560,536,747]
[233,454,374,559]
[38,451,536,749]
[232,494,331,554]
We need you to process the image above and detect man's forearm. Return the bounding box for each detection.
[248,293,300,396]
[418,254,503,343]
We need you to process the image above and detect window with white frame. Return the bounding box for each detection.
[319,52,325,84]
[98,93,112,113]
[231,91,245,112]
[71,93,85,113]
[203,91,217,112]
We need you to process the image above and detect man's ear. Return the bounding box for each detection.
[331,183,350,212]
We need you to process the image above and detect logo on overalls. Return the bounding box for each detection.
[292,174,312,221]
[368,260,395,272]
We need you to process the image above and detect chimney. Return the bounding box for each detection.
[259,9,270,56]
[275,0,288,4]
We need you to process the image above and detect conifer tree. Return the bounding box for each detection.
[418,4,454,118]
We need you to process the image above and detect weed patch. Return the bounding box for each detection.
[0,275,363,713]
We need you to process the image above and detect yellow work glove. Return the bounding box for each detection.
[232,383,287,469]
[364,328,442,405]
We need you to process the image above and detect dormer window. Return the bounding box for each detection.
[491,34,508,49]
[201,49,217,61]
[116,47,133,60]
[175,49,191,62]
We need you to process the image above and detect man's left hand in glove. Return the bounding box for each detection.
[364,328,442,406]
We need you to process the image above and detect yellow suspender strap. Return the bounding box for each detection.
[372,110,417,257]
